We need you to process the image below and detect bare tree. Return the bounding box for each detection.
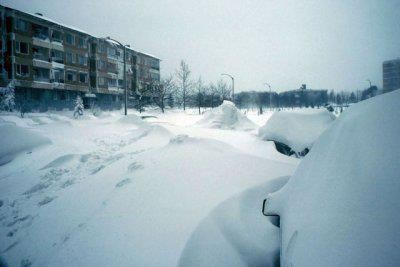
[175,60,192,110]
[195,77,205,114]
[207,82,218,108]
[153,75,175,113]
[217,79,230,101]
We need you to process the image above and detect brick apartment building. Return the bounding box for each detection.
[0,5,160,111]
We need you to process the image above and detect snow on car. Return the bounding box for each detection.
[264,89,400,266]
[258,109,335,156]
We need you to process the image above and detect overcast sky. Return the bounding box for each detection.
[3,0,400,92]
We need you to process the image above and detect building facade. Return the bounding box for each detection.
[383,59,400,93]
[0,5,160,111]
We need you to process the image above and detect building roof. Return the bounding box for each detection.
[2,4,160,60]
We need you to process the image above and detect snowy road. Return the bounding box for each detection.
[0,108,298,266]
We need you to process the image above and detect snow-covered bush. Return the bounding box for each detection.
[258,109,335,157]
[264,89,400,266]
[197,100,256,130]
[74,95,84,119]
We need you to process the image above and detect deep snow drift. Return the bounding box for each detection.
[179,176,289,267]
[0,121,51,165]
[258,109,335,156]
[0,108,297,266]
[265,89,400,266]
[197,101,257,130]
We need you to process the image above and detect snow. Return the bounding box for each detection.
[258,109,335,154]
[197,101,257,130]
[265,89,400,266]
[179,176,289,267]
[0,108,297,266]
[0,121,51,165]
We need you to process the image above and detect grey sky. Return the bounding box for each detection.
[3,0,400,92]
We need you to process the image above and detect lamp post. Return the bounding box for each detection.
[264,82,272,109]
[221,73,235,103]
[106,36,130,115]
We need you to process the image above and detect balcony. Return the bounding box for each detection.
[34,75,50,83]
[33,58,52,69]
[32,37,51,49]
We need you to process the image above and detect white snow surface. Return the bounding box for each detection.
[266,89,400,266]
[179,176,289,267]
[0,108,297,266]
[258,109,335,153]
[197,101,257,130]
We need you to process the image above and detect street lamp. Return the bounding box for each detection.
[264,82,272,109]
[221,73,235,103]
[106,36,130,115]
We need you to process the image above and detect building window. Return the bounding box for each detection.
[16,41,29,54]
[97,60,107,70]
[118,79,123,88]
[51,50,64,63]
[66,70,76,82]
[150,72,160,80]
[77,37,87,48]
[65,33,75,45]
[15,19,29,31]
[98,77,106,86]
[51,30,62,42]
[107,47,117,59]
[53,69,65,83]
[33,67,50,82]
[108,78,117,88]
[79,73,87,83]
[77,54,87,66]
[58,91,67,100]
[66,52,75,64]
[99,44,107,53]
[32,46,49,61]
[16,64,29,77]
[32,24,49,40]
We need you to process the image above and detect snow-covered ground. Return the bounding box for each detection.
[0,106,298,266]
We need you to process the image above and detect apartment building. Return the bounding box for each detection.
[0,5,161,111]
[383,59,400,93]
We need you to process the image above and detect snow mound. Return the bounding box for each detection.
[258,109,335,156]
[265,89,400,266]
[179,176,289,267]
[117,114,147,126]
[198,101,257,130]
[0,122,51,165]
[169,134,192,144]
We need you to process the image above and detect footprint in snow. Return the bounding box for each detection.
[115,178,131,188]
[38,196,56,206]
[127,162,143,172]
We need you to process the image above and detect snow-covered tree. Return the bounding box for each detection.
[74,95,84,119]
[0,82,15,112]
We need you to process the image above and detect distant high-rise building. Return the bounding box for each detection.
[383,59,400,92]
